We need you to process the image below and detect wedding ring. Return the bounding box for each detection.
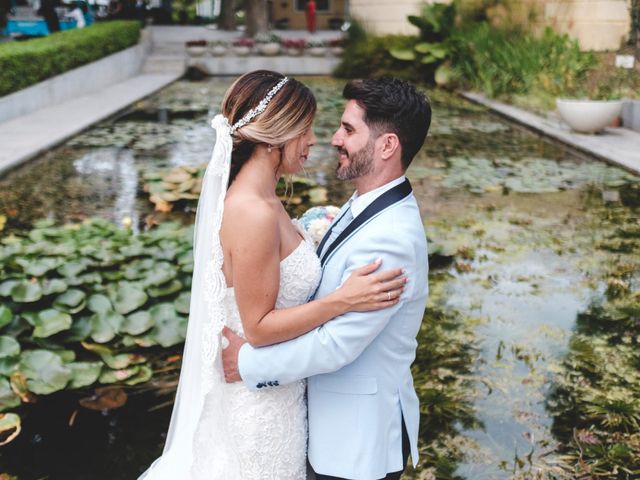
[387,291,391,301]
[221,336,230,349]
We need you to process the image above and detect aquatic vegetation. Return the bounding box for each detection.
[548,204,640,477]
[143,165,204,213]
[549,300,640,477]
[408,156,639,194]
[0,219,194,444]
[67,120,209,151]
[143,164,329,217]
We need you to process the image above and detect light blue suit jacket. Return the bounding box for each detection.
[238,191,429,480]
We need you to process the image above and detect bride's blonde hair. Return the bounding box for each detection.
[222,70,317,185]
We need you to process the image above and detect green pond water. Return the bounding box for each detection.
[0,77,639,479]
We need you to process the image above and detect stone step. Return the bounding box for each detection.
[185,55,340,75]
[152,45,190,55]
[142,55,187,74]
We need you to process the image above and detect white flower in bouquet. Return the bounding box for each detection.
[298,206,340,246]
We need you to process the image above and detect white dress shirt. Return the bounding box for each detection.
[349,175,407,218]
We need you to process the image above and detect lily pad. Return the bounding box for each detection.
[174,292,191,314]
[79,386,127,410]
[19,350,72,395]
[0,412,20,445]
[41,278,68,296]
[142,263,177,287]
[90,311,125,343]
[0,378,20,412]
[9,372,34,403]
[124,365,153,385]
[112,283,148,315]
[32,309,72,338]
[57,261,88,278]
[16,257,62,277]
[10,281,43,303]
[100,353,146,370]
[66,316,92,342]
[0,280,18,297]
[0,305,12,329]
[143,303,187,347]
[80,342,113,357]
[121,311,154,336]
[87,294,112,314]
[52,349,76,363]
[99,366,141,384]
[68,362,103,389]
[0,336,20,359]
[54,289,87,313]
[0,357,19,376]
[148,279,182,298]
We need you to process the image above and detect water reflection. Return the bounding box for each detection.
[73,149,140,233]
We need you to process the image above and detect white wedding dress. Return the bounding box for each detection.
[191,227,322,479]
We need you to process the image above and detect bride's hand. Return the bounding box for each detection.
[333,259,407,313]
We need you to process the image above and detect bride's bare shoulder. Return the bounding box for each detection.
[223,193,279,236]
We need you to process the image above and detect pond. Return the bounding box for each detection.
[1,76,639,479]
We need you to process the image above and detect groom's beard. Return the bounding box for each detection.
[335,138,375,180]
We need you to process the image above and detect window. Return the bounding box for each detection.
[295,0,330,12]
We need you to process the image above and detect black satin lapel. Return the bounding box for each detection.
[319,179,412,267]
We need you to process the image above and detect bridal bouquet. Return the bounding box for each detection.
[298,206,340,246]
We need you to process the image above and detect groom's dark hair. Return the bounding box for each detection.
[343,77,431,170]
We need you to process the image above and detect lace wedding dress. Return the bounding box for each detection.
[191,227,321,479]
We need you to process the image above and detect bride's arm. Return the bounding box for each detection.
[227,204,405,348]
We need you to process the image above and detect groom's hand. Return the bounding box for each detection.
[222,326,246,383]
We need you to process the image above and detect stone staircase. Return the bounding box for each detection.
[142,53,188,75]
[142,26,342,76]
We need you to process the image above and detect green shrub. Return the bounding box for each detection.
[452,22,595,98]
[0,21,141,97]
[388,2,458,86]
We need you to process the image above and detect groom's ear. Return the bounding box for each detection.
[379,133,401,161]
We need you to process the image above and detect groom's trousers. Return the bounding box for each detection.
[313,419,410,480]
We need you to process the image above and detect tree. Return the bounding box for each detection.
[0,0,12,32]
[219,0,236,30]
[245,0,267,36]
[630,0,639,48]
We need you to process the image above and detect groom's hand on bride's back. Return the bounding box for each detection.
[222,326,246,383]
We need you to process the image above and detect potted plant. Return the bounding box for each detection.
[281,38,306,56]
[255,32,282,56]
[328,38,344,56]
[556,84,625,134]
[232,37,255,56]
[185,39,207,57]
[306,38,326,56]
[209,40,228,56]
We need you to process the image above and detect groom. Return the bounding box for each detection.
[222,77,431,480]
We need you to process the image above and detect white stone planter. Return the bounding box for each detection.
[307,47,326,57]
[286,47,304,57]
[556,99,624,134]
[186,46,207,57]
[210,45,228,56]
[232,46,252,56]
[330,47,344,56]
[258,42,280,56]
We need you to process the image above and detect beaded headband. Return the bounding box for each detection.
[230,77,289,134]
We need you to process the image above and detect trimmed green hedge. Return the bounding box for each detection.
[0,21,141,97]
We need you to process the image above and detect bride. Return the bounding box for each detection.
[139,70,406,479]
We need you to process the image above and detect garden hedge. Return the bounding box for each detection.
[0,21,141,97]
